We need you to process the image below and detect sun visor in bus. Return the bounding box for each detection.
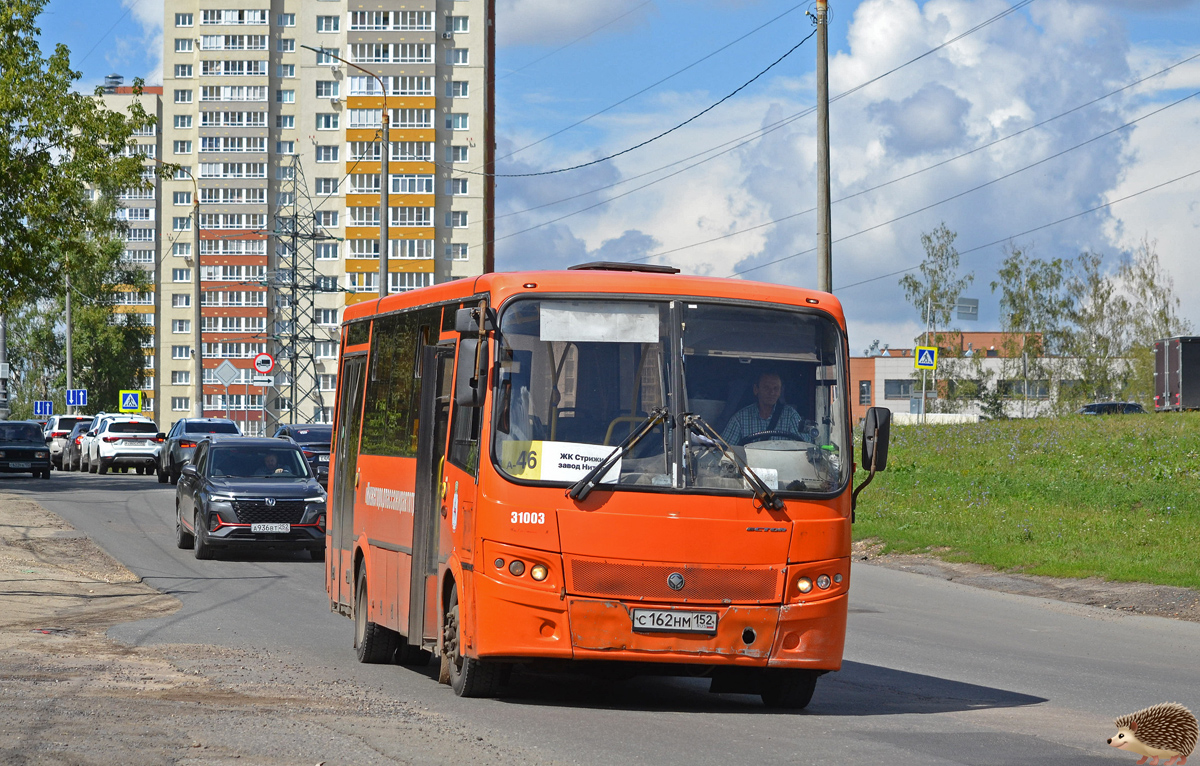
[539,302,659,344]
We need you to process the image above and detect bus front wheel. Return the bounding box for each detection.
[444,589,504,698]
[354,570,398,663]
[760,669,820,710]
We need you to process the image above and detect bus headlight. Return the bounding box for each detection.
[530,564,548,581]
[816,574,831,590]
[508,560,525,577]
[795,577,813,594]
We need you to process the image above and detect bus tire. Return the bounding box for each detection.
[760,670,819,710]
[354,570,398,664]
[446,589,503,698]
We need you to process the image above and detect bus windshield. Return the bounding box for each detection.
[492,298,848,495]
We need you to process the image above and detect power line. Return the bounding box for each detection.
[626,50,1200,263]
[77,4,133,66]
[490,3,806,166]
[461,29,816,179]
[834,167,1200,291]
[496,1,655,82]
[729,89,1200,277]
[485,0,1041,241]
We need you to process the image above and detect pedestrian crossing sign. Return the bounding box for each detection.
[119,390,143,413]
[914,346,938,370]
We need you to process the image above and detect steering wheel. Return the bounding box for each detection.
[736,430,808,446]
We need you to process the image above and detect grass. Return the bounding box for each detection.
[852,411,1200,589]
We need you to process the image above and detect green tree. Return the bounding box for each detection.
[0,0,156,314]
[900,223,974,335]
[1062,251,1131,406]
[1118,237,1193,402]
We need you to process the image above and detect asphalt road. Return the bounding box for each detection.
[6,470,1198,765]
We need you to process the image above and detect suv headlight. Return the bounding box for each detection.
[207,496,236,523]
[302,498,326,524]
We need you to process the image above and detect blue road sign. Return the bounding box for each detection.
[914,346,939,371]
[33,400,54,417]
[66,389,88,407]
[119,390,143,413]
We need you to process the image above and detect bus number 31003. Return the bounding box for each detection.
[512,512,545,525]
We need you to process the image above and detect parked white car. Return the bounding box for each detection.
[87,416,161,475]
[77,413,117,473]
[42,414,92,470]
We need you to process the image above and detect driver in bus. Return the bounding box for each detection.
[722,371,818,445]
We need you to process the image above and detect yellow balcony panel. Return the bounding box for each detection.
[346,129,381,143]
[115,305,155,314]
[345,259,435,273]
[346,193,382,207]
[388,227,435,239]
[390,129,435,142]
[346,96,436,110]
[345,292,377,306]
[346,161,381,175]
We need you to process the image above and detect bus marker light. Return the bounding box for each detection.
[833,573,843,584]
[816,574,831,590]
[530,564,548,581]
[523,282,537,289]
[494,558,505,569]
[806,298,820,304]
[796,577,813,594]
[509,560,526,576]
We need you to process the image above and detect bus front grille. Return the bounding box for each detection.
[567,558,785,604]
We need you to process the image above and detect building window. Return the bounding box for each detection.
[174,64,193,78]
[391,174,433,194]
[391,207,431,227]
[315,342,338,358]
[275,140,295,155]
[171,371,191,385]
[172,294,191,308]
[449,178,468,196]
[276,89,295,103]
[314,210,338,228]
[172,192,191,206]
[315,47,338,65]
[277,13,295,26]
[859,380,872,405]
[276,166,294,180]
[315,113,338,130]
[446,243,468,261]
[447,113,468,130]
[172,346,191,360]
[174,89,192,104]
[315,243,338,260]
[172,319,191,333]
[315,81,338,98]
[314,308,338,326]
[318,374,337,391]
[175,12,193,26]
[315,145,339,163]
[315,177,339,195]
[449,15,469,32]
[173,216,192,231]
[447,210,468,228]
[175,38,193,53]
[276,64,295,78]
[172,268,192,282]
[173,140,192,154]
[316,15,339,32]
[448,145,468,163]
[173,242,192,257]
[276,114,294,129]
[449,48,468,65]
[174,115,192,129]
[883,379,913,400]
[448,81,468,98]
[171,397,190,411]
[173,165,192,180]
[277,38,295,53]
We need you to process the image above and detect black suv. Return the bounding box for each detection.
[174,437,326,560]
[158,418,241,484]
[0,421,52,479]
[272,423,332,486]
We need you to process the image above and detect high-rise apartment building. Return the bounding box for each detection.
[155,0,493,433]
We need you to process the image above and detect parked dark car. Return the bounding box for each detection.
[174,437,326,560]
[1077,401,1146,415]
[272,423,332,486]
[61,419,95,471]
[158,418,241,484]
[0,421,52,479]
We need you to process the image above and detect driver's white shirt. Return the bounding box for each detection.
[721,404,807,444]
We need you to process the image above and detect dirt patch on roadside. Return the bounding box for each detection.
[0,493,559,765]
[852,538,1200,622]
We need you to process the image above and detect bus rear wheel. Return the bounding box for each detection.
[760,669,820,710]
[445,589,504,698]
[354,570,398,663]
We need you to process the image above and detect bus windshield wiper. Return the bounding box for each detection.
[683,414,784,512]
[567,407,669,502]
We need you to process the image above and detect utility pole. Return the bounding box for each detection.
[815,0,832,293]
[380,109,390,298]
[65,270,73,415]
[0,315,9,420]
[192,177,203,418]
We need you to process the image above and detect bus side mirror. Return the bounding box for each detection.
[455,337,489,407]
[455,306,496,334]
[861,407,891,471]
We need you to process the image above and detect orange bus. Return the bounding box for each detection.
[325,263,890,708]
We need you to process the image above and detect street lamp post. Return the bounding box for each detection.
[302,45,390,299]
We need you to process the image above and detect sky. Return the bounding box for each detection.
[38,0,1200,351]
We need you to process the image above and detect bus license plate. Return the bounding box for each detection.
[251,523,290,533]
[631,608,718,635]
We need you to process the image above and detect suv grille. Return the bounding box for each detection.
[231,499,306,524]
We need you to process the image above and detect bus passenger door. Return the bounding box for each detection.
[330,353,367,611]
[409,344,454,648]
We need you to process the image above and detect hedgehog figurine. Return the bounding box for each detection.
[1108,703,1198,765]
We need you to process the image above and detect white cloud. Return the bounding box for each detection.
[497,0,653,47]
[121,0,163,83]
